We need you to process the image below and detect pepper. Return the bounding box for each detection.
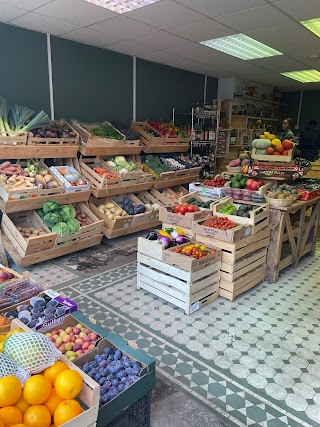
[176,227,185,236]
[159,230,172,239]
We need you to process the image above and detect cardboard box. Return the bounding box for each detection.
[189,182,226,198]
[159,206,211,228]
[163,243,221,272]
[249,162,303,179]
[192,218,249,243]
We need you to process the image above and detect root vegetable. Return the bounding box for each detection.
[0,161,11,170]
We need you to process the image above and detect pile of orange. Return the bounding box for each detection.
[0,361,83,427]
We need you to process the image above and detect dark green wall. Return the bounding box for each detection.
[0,23,50,114]
[281,90,320,131]
[136,59,207,124]
[0,22,218,124]
[51,37,133,124]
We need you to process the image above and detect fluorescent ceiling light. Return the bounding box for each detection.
[281,69,320,83]
[301,18,320,38]
[200,34,283,60]
[83,0,161,13]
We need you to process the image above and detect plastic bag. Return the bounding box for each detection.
[0,352,30,385]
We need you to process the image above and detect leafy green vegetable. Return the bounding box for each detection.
[44,212,62,229]
[52,222,70,237]
[91,124,124,140]
[60,205,76,222]
[43,201,62,214]
[36,209,44,220]
[67,218,80,234]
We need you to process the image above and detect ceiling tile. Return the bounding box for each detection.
[126,0,206,30]
[250,55,307,72]
[0,3,26,22]
[175,0,267,18]
[168,19,235,42]
[276,37,320,57]
[245,23,314,49]
[273,0,320,21]
[214,5,292,32]
[0,0,53,10]
[89,15,157,39]
[133,31,189,50]
[62,28,121,47]
[35,0,117,26]
[105,40,155,56]
[10,12,79,35]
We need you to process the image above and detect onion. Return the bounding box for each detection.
[157,235,171,248]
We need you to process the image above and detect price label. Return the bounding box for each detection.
[190,301,200,314]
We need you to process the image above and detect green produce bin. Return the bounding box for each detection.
[72,312,156,427]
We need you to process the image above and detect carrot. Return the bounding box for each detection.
[59,168,66,175]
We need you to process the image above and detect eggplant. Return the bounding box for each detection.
[134,204,146,214]
[146,231,158,240]
[157,235,171,248]
[175,235,188,245]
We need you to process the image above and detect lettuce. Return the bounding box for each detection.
[60,205,76,222]
[52,222,70,237]
[43,201,61,214]
[44,212,62,229]
[67,218,80,234]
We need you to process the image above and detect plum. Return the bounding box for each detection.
[116,370,126,380]
[94,373,102,382]
[114,350,122,360]
[99,360,107,368]
[28,320,38,328]
[106,374,115,382]
[118,384,126,392]
[100,394,109,404]
[100,387,107,396]
[103,381,111,390]
[98,377,107,386]
[111,379,119,387]
[103,347,112,355]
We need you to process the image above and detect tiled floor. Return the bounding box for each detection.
[11,234,320,427]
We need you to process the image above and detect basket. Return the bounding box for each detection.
[226,166,241,173]
[265,195,299,208]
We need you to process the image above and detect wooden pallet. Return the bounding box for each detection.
[0,190,91,214]
[3,233,103,267]
[137,253,220,314]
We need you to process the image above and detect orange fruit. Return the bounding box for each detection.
[23,405,51,427]
[44,389,63,416]
[44,362,68,387]
[14,397,30,415]
[0,376,22,406]
[23,376,51,405]
[55,370,82,400]
[0,414,3,427]
[10,425,26,427]
[0,406,22,427]
[53,400,82,426]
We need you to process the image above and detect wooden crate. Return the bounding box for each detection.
[197,228,270,265]
[6,318,100,427]
[89,196,133,231]
[212,197,270,235]
[192,218,248,243]
[150,188,173,206]
[159,206,211,229]
[3,232,103,267]
[142,162,175,184]
[137,253,220,314]
[104,218,161,239]
[135,191,162,219]
[71,120,126,146]
[1,211,56,256]
[76,203,104,239]
[0,180,38,202]
[163,244,221,272]
[130,121,165,145]
[102,154,145,182]
[79,156,121,189]
[251,147,293,163]
[153,175,199,189]
[0,131,27,146]
[27,119,80,145]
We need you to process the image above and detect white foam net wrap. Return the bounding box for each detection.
[0,352,30,385]
[4,332,61,374]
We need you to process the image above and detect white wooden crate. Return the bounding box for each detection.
[137,252,220,314]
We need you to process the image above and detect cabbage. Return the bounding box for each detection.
[36,209,44,219]
[60,205,76,222]
[52,222,70,237]
[119,168,129,174]
[43,201,61,214]
[67,218,80,234]
[107,161,116,168]
[44,212,62,228]
[114,156,126,164]
[127,162,136,171]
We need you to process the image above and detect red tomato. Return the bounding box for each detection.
[179,206,188,215]
[174,204,181,213]
[187,204,196,213]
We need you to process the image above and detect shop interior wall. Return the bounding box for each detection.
[281,90,320,132]
[0,22,217,125]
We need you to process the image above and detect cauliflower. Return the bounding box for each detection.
[114,156,126,164]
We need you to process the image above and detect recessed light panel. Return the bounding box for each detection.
[301,18,320,38]
[83,0,162,14]
[281,69,320,83]
[200,34,283,60]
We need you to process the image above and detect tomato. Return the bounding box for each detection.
[179,206,188,215]
[187,205,196,213]
[174,204,181,213]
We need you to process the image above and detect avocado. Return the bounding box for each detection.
[236,173,244,181]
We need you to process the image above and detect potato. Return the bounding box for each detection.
[109,207,116,214]
[107,213,115,220]
[99,207,105,213]
[105,203,114,209]
[114,208,122,216]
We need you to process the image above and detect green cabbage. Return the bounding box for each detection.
[67,218,80,234]
[43,201,61,214]
[44,212,62,229]
[127,162,136,171]
[36,209,44,219]
[52,222,70,237]
[60,205,76,222]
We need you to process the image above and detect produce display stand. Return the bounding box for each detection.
[266,197,320,283]
[141,143,190,154]
[0,140,103,266]
[196,229,270,301]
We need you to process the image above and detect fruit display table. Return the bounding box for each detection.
[266,196,320,283]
